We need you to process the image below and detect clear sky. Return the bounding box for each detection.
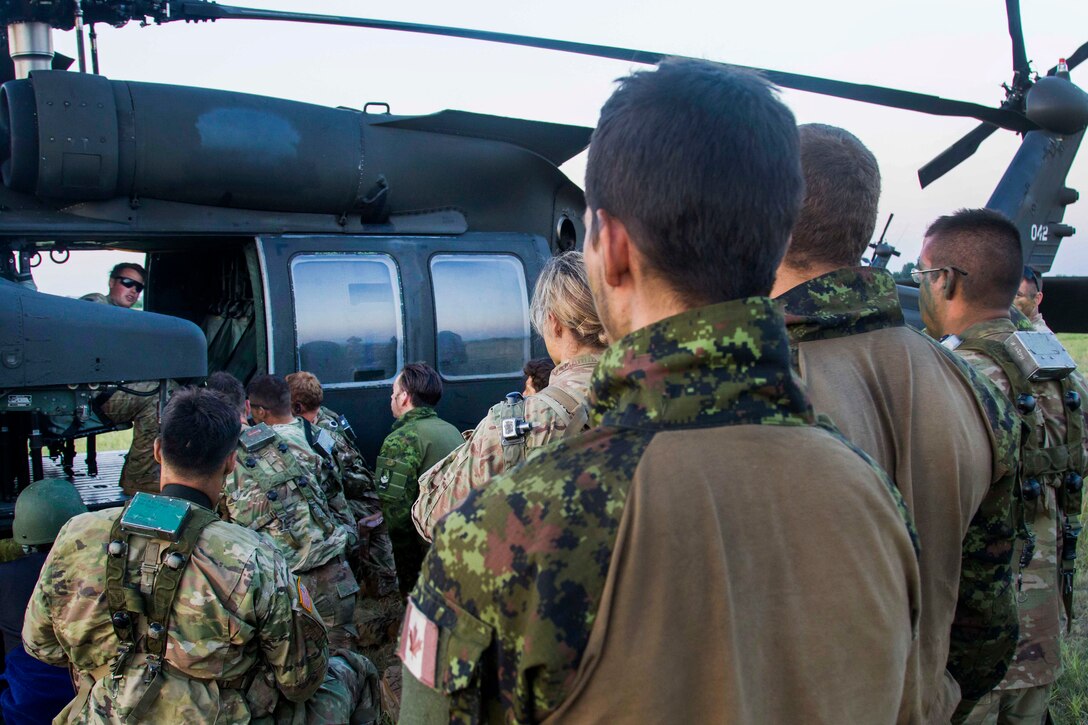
[30,0,1088,297]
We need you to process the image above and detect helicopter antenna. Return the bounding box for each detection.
[867,214,899,270]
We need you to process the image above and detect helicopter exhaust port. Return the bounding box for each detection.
[6,22,53,80]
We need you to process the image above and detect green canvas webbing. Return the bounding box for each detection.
[104,500,218,722]
[958,335,1085,622]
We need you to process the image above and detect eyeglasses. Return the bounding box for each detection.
[910,266,968,285]
[112,276,145,293]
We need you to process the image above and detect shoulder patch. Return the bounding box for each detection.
[398,598,439,688]
[297,578,314,613]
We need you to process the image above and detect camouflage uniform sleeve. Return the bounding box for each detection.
[946,350,1020,701]
[376,427,426,533]
[22,524,71,667]
[413,403,505,542]
[253,544,331,703]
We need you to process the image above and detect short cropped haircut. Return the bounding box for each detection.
[160,388,241,477]
[205,371,246,416]
[246,374,293,417]
[111,262,146,279]
[523,357,556,393]
[529,252,607,349]
[1023,266,1043,294]
[398,363,442,407]
[286,371,324,415]
[924,208,1023,310]
[787,124,882,269]
[585,59,803,305]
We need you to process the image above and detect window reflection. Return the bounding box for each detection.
[431,254,530,379]
[291,254,403,386]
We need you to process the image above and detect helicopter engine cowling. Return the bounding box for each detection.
[0,70,387,215]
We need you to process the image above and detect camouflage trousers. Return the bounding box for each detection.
[99,382,164,496]
[963,685,1051,724]
[265,651,382,725]
[299,556,361,651]
[350,500,404,674]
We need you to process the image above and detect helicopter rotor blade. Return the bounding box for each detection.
[166,1,1039,133]
[917,123,999,188]
[1047,41,1088,75]
[1005,0,1030,79]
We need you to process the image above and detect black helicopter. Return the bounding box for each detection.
[0,0,1085,523]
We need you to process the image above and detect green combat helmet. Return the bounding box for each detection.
[13,479,89,546]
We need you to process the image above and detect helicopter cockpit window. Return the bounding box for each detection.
[290,254,403,387]
[431,254,530,380]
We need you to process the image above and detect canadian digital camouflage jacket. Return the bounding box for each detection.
[955,316,1088,690]
[220,420,349,574]
[780,267,1021,708]
[375,407,463,536]
[23,506,329,723]
[412,355,599,541]
[399,298,920,723]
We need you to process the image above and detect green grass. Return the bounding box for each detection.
[73,429,132,453]
[1048,334,1088,723]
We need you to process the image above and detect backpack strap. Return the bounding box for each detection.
[104,495,219,721]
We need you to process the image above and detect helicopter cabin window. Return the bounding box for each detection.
[290,254,403,387]
[431,254,530,380]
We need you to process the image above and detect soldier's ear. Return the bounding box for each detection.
[596,209,631,288]
[943,268,959,299]
[153,438,163,465]
[223,452,237,476]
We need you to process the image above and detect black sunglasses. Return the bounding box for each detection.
[112,276,145,293]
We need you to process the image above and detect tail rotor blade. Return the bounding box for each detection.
[918,123,999,188]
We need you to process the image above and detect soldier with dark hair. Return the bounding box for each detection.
[376,363,462,594]
[400,60,922,722]
[522,357,555,396]
[22,389,331,722]
[919,208,1088,725]
[219,373,362,653]
[773,126,1022,720]
[1015,266,1052,333]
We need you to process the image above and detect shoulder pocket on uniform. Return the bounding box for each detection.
[438,598,492,694]
[376,455,413,502]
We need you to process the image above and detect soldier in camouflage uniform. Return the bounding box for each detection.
[1014,266,1054,334]
[399,60,923,723]
[22,389,331,723]
[772,125,1020,722]
[375,363,462,594]
[287,371,403,672]
[918,209,1088,725]
[210,373,361,654]
[413,252,606,541]
[81,263,169,495]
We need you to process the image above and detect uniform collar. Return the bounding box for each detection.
[779,266,905,345]
[589,297,813,430]
[550,354,600,381]
[159,483,214,511]
[392,405,437,431]
[960,316,1017,341]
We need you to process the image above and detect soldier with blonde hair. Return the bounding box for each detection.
[412,251,607,540]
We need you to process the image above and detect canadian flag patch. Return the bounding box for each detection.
[398,599,439,688]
